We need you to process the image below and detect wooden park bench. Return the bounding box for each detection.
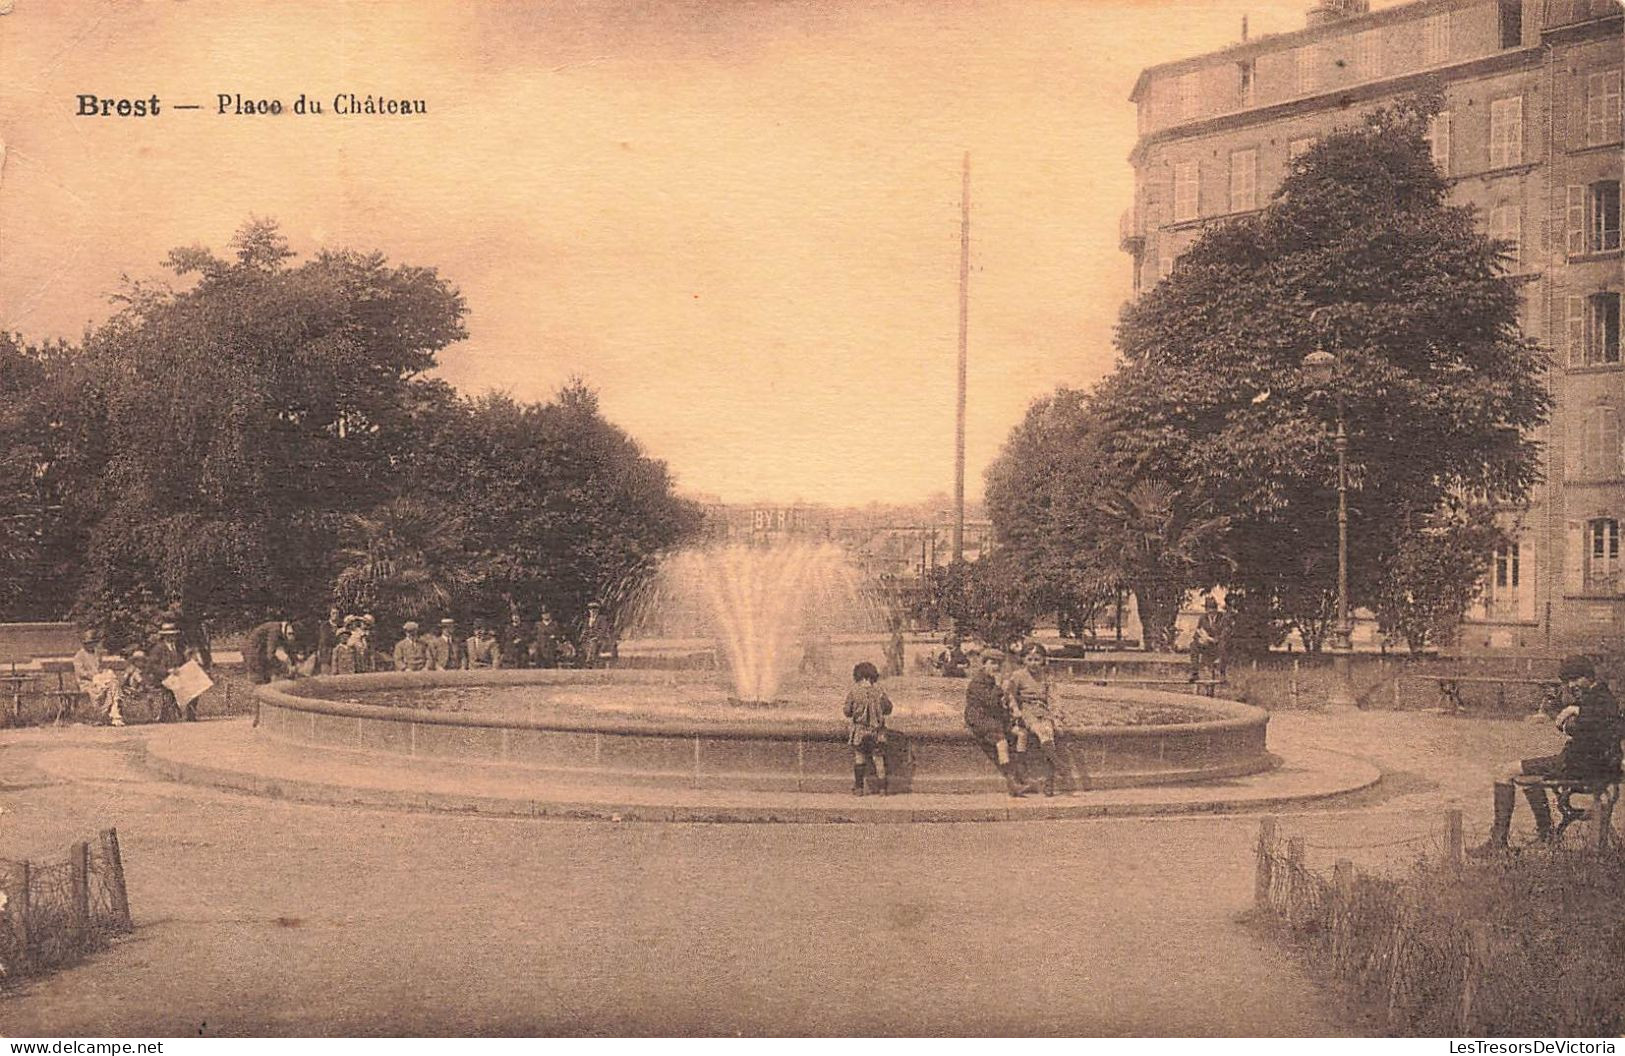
[1512,773,1621,849]
[1416,674,1560,715]
[37,658,81,725]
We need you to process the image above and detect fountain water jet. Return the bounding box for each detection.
[621,543,885,702]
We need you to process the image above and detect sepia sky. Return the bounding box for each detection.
[0,0,1392,506]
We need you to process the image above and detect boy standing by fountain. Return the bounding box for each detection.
[842,661,893,796]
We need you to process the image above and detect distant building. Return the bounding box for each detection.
[1124,0,1622,649]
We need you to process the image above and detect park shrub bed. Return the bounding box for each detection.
[1259,825,1625,1036]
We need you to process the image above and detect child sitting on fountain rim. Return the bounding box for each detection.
[1005,642,1076,797]
[843,661,893,796]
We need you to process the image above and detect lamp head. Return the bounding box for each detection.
[1301,348,1336,386]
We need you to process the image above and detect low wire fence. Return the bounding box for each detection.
[1255,816,1625,1036]
[0,829,132,983]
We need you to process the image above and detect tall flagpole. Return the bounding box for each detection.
[953,152,969,564]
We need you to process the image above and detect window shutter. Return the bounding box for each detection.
[1518,538,1537,621]
[1602,408,1620,476]
[1569,295,1587,365]
[1567,521,1586,595]
[1568,186,1587,255]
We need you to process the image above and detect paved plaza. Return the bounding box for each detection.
[0,709,1571,1036]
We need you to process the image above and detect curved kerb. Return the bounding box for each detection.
[255,670,1276,794]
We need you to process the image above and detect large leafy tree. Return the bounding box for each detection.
[76,220,468,638]
[0,334,105,619]
[1110,94,1548,649]
[407,381,704,627]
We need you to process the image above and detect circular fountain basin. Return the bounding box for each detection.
[255,670,1274,794]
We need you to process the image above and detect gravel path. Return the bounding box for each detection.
[0,709,1560,1036]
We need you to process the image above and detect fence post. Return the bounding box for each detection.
[1284,837,1306,927]
[1386,911,1408,1031]
[1255,817,1278,910]
[1290,658,1300,707]
[1446,809,1464,865]
[99,828,132,933]
[1459,922,1490,1034]
[1332,859,1354,970]
[1,859,31,973]
[69,841,90,952]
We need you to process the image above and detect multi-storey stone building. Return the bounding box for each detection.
[1123,0,1622,649]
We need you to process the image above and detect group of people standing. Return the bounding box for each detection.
[243,603,618,684]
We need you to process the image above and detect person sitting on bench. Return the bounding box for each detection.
[1471,654,1622,856]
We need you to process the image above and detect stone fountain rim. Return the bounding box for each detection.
[257,669,1269,744]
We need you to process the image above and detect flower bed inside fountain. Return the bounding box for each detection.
[257,669,1275,794]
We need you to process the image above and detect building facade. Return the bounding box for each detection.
[1123,0,1622,649]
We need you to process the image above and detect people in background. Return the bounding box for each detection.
[467,622,503,669]
[1471,655,1622,856]
[393,621,431,672]
[533,608,563,668]
[501,612,531,669]
[147,622,188,722]
[315,607,342,675]
[884,622,906,677]
[330,626,360,675]
[429,618,465,671]
[73,629,123,727]
[1188,597,1231,683]
[842,661,893,796]
[578,601,615,669]
[934,634,969,678]
[243,618,296,686]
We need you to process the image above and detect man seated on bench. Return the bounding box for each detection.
[1471,654,1622,856]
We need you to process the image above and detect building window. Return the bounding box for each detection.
[1172,161,1199,222]
[1498,0,1523,48]
[1488,203,1522,267]
[1569,181,1621,254]
[1289,137,1315,162]
[1583,406,1622,477]
[1423,14,1450,66]
[1229,149,1257,213]
[1355,30,1381,80]
[1488,540,1522,616]
[1238,60,1255,108]
[1158,256,1174,281]
[1495,543,1520,591]
[1426,111,1452,175]
[1295,47,1317,95]
[1588,70,1622,148]
[1570,292,1623,366]
[1587,518,1620,592]
[1489,97,1523,168]
[1176,72,1199,121]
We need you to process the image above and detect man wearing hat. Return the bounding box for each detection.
[428,618,465,671]
[1189,597,1222,679]
[243,618,295,685]
[533,607,564,669]
[147,622,188,722]
[315,607,343,675]
[578,601,614,670]
[1471,655,1623,855]
[393,620,431,672]
[466,622,502,669]
[72,629,123,727]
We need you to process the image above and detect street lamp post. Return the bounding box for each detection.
[1302,322,1357,708]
